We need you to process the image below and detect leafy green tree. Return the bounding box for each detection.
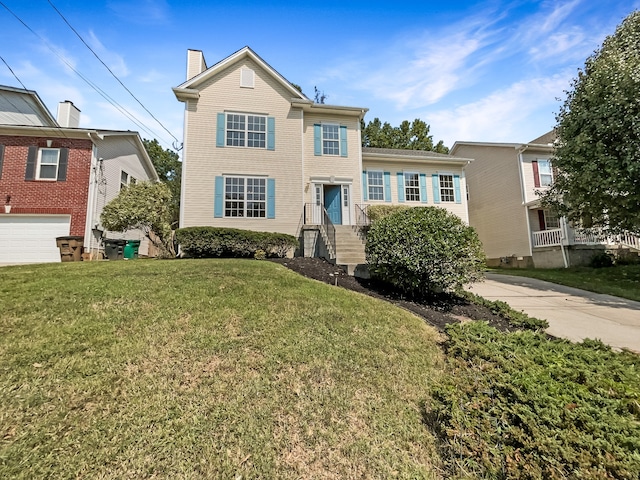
[142,139,181,227]
[101,182,176,258]
[362,117,449,153]
[544,11,640,234]
[365,207,485,296]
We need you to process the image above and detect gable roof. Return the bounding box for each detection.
[174,46,310,102]
[0,85,58,127]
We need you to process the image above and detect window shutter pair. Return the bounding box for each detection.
[213,176,275,219]
[216,113,275,150]
[24,146,68,181]
[313,124,348,156]
[430,174,461,204]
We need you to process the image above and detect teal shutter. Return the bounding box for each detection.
[314,124,321,155]
[57,148,68,181]
[397,172,405,203]
[362,171,368,201]
[339,125,347,157]
[454,174,461,204]
[267,178,276,219]
[419,173,428,203]
[432,174,441,203]
[214,176,224,217]
[267,117,275,150]
[383,172,391,203]
[216,113,225,147]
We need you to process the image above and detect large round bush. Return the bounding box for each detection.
[365,207,485,296]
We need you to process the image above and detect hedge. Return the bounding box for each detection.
[175,227,298,258]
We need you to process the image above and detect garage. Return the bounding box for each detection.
[0,215,71,264]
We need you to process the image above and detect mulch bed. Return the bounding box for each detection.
[271,257,515,332]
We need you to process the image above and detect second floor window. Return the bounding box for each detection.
[537,159,553,187]
[226,114,266,148]
[37,148,60,180]
[322,124,339,155]
[439,174,455,202]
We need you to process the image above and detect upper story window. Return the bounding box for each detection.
[439,174,455,202]
[367,171,384,201]
[226,113,266,148]
[404,172,420,202]
[120,171,136,190]
[37,148,60,180]
[537,159,553,187]
[217,112,274,150]
[322,124,340,155]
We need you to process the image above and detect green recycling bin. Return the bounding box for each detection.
[124,240,141,259]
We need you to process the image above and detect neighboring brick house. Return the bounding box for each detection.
[0,85,158,264]
[173,47,472,272]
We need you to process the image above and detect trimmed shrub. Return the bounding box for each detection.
[589,251,614,268]
[175,227,298,258]
[366,207,485,296]
[366,204,409,223]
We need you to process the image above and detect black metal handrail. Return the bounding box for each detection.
[303,203,336,258]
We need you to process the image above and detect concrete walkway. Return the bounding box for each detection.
[467,273,640,353]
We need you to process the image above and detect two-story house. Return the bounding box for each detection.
[452,131,639,268]
[173,47,473,273]
[0,85,159,264]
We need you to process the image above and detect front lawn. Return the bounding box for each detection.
[492,264,640,302]
[0,259,443,478]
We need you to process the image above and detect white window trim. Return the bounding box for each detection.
[120,170,136,190]
[36,148,60,181]
[366,170,385,202]
[322,123,340,156]
[537,159,553,187]
[438,173,456,203]
[226,112,267,149]
[403,171,421,202]
[223,175,267,219]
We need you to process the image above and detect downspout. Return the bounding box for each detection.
[83,138,100,258]
[559,216,569,268]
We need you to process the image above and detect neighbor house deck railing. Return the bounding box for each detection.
[532,228,563,247]
[532,227,640,250]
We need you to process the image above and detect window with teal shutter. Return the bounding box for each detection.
[314,124,322,155]
[267,117,275,150]
[419,173,428,203]
[362,171,368,201]
[432,174,441,203]
[267,179,276,218]
[214,176,224,217]
[340,125,347,157]
[216,113,225,147]
[383,172,391,202]
[454,175,461,204]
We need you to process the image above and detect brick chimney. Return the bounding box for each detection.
[57,100,81,128]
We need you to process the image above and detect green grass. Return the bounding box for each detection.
[491,264,640,302]
[0,259,443,479]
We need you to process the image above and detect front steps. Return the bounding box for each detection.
[333,225,368,277]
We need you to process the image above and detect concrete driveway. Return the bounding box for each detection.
[467,273,640,353]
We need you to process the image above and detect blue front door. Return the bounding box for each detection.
[324,185,342,225]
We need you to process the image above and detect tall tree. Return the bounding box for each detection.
[361,118,449,153]
[143,139,181,227]
[543,11,640,234]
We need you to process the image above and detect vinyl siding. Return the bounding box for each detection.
[362,157,469,223]
[181,57,303,237]
[454,144,531,259]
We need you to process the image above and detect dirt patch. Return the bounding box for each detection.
[271,257,515,332]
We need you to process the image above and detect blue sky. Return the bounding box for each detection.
[1,0,638,153]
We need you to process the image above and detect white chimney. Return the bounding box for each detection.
[187,49,207,80]
[57,101,81,128]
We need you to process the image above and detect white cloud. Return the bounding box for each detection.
[87,31,130,77]
[107,0,170,25]
[426,73,572,145]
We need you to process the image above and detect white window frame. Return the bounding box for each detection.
[226,113,266,149]
[322,124,340,156]
[439,174,455,203]
[537,159,553,187]
[224,176,267,218]
[544,209,560,229]
[120,171,136,190]
[366,170,384,201]
[36,148,60,180]
[404,172,420,202]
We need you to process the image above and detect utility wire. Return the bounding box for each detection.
[0,1,172,145]
[0,54,27,90]
[47,0,180,147]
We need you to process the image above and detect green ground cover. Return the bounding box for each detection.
[0,259,443,479]
[492,264,640,302]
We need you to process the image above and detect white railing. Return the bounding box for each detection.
[532,229,562,247]
[618,231,640,250]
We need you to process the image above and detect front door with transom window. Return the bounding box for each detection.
[324,185,342,225]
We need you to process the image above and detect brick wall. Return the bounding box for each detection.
[0,135,93,235]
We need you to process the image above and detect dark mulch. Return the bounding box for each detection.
[271,257,516,332]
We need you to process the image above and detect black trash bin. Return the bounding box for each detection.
[104,239,126,260]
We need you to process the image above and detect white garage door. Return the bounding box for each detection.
[0,215,71,264]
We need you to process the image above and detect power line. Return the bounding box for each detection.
[47,0,180,146]
[0,55,27,90]
[0,1,174,146]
